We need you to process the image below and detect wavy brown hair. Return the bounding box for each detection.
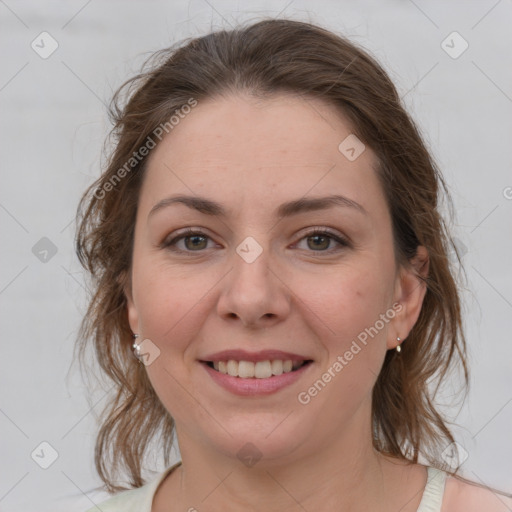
[75,18,471,492]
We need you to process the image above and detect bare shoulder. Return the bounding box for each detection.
[442,474,512,512]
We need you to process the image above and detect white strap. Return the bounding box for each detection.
[416,467,447,512]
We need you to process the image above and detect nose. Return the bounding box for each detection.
[216,244,291,329]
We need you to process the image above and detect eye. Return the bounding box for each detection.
[162,228,215,252]
[294,228,350,253]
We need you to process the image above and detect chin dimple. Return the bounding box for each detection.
[207,359,307,378]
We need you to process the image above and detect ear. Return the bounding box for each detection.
[120,269,139,334]
[387,245,429,350]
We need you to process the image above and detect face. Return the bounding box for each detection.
[126,93,427,466]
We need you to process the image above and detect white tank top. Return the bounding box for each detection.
[416,467,447,512]
[86,464,448,512]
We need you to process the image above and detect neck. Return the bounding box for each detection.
[153,404,423,512]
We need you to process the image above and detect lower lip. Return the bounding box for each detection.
[200,362,313,396]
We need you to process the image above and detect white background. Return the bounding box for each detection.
[1,1,511,510]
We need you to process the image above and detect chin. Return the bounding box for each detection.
[199,416,314,467]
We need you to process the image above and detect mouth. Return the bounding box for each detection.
[200,359,314,379]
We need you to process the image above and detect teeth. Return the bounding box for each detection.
[239,360,255,378]
[227,360,238,376]
[271,360,283,375]
[211,359,306,378]
[255,361,272,379]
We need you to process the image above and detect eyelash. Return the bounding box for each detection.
[161,227,350,255]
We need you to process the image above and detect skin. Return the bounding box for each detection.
[125,92,440,512]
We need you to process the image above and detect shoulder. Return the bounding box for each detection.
[83,464,180,512]
[442,474,512,512]
[84,485,152,512]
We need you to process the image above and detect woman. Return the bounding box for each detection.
[76,18,512,512]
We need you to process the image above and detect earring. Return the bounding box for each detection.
[132,333,142,362]
[396,337,402,353]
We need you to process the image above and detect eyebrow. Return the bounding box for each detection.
[148,193,368,220]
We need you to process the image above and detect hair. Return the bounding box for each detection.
[75,17,471,493]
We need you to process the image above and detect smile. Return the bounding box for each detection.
[203,359,312,379]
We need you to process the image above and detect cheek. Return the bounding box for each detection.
[132,263,214,414]
[301,260,393,338]
[299,260,393,390]
[133,262,207,346]
[297,272,392,412]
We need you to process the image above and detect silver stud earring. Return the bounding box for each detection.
[396,337,402,353]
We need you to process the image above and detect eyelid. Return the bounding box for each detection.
[161,226,351,253]
[160,227,216,251]
[293,227,350,251]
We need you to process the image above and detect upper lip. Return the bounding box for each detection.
[200,349,313,363]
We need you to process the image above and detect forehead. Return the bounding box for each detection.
[140,93,387,222]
